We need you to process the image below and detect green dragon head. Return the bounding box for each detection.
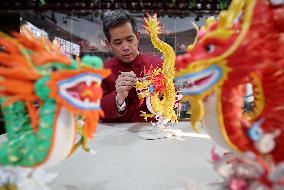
[0,26,110,138]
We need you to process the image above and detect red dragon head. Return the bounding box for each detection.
[175,0,284,165]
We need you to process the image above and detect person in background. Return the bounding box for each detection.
[100,10,162,122]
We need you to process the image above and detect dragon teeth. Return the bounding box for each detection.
[84,98,90,104]
[86,79,92,87]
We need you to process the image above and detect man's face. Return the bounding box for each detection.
[107,22,140,64]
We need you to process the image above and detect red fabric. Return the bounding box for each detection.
[100,53,163,122]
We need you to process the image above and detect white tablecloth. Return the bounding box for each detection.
[44,122,226,190]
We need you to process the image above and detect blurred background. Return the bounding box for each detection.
[0,0,231,59]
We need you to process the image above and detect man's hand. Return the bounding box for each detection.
[115,71,137,105]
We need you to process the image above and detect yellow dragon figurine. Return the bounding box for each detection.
[136,13,177,125]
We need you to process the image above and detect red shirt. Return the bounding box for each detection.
[100,53,162,122]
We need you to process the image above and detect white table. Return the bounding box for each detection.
[45,122,226,190]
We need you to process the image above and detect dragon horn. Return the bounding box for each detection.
[154,12,158,19]
[143,17,150,32]
[187,22,200,51]
[218,0,245,29]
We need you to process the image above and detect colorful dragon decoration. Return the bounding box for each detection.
[0,26,110,188]
[175,0,284,165]
[136,13,177,124]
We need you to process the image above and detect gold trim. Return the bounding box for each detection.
[217,89,240,152]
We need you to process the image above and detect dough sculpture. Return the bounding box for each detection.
[136,13,177,126]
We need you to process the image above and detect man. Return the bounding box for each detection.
[100,10,162,122]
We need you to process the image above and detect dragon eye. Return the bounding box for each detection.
[205,44,215,53]
[47,66,58,72]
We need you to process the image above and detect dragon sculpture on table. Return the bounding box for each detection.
[136,14,177,126]
[176,0,284,189]
[0,27,110,189]
[175,0,284,165]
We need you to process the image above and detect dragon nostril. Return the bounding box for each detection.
[176,53,192,69]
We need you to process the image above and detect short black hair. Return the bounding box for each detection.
[103,10,138,41]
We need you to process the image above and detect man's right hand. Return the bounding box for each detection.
[115,71,137,105]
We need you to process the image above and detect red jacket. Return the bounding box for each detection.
[100,53,162,122]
